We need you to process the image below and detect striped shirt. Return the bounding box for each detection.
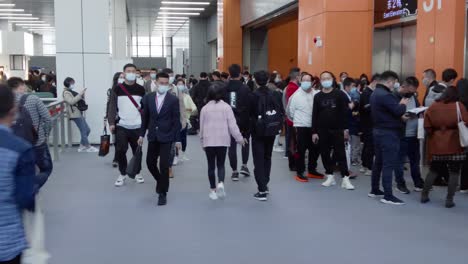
[0,125,36,261]
[15,93,52,146]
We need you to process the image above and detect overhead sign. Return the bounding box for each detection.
[374,0,418,25]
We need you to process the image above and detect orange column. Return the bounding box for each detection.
[298,0,373,77]
[217,0,242,71]
[415,0,465,89]
[268,14,299,76]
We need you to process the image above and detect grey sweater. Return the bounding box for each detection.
[15,93,52,146]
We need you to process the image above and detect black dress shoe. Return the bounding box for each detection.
[158,194,167,206]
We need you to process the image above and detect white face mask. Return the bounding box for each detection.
[177,85,186,92]
[169,76,175,84]
[158,85,170,94]
[126,73,136,82]
[118,78,125,84]
[69,84,75,90]
[41,76,47,82]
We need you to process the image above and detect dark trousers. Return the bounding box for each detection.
[0,254,21,264]
[204,147,227,189]
[372,129,400,199]
[147,141,172,194]
[252,136,275,192]
[431,161,450,184]
[318,129,349,177]
[296,127,319,175]
[285,124,296,170]
[394,137,424,188]
[34,143,53,189]
[115,126,141,176]
[361,130,374,170]
[461,159,468,190]
[180,124,188,152]
[424,160,463,201]
[229,132,250,171]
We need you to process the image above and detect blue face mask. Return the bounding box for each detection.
[125,73,136,82]
[301,81,312,91]
[321,80,333,89]
[158,85,170,94]
[351,87,358,93]
[177,85,186,92]
[150,73,157,80]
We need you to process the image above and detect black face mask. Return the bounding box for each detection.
[403,92,414,98]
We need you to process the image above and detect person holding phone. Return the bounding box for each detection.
[63,77,98,153]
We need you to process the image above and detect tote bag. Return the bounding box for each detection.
[98,125,110,157]
[456,102,468,147]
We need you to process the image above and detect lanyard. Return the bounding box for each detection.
[155,94,166,113]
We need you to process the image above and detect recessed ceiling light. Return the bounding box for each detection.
[0,17,39,20]
[159,12,200,15]
[10,20,47,23]
[0,4,15,7]
[161,1,210,5]
[158,16,189,19]
[160,7,204,11]
[16,23,50,26]
[0,13,33,16]
[0,9,25,12]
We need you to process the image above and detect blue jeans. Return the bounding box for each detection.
[394,137,424,188]
[34,143,53,190]
[372,129,401,199]
[72,117,90,146]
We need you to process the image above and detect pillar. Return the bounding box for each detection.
[298,0,373,77]
[111,0,132,73]
[33,34,43,56]
[55,0,112,144]
[217,0,242,71]
[415,0,465,89]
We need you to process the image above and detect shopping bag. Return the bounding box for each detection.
[22,204,50,264]
[126,146,142,179]
[456,102,468,147]
[98,126,110,157]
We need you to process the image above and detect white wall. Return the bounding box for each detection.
[240,0,295,26]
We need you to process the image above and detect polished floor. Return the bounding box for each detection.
[41,135,468,264]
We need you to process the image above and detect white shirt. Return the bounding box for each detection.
[156,92,167,113]
[286,88,316,128]
[151,81,157,92]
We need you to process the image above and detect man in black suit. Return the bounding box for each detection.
[139,72,181,206]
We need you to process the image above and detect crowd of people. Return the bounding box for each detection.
[1,62,468,263]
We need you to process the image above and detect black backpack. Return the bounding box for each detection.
[70,90,89,112]
[255,90,283,137]
[12,94,38,145]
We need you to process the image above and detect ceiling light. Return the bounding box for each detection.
[157,18,187,21]
[0,9,24,12]
[0,17,39,20]
[10,20,47,23]
[0,13,33,16]
[159,12,200,15]
[0,4,15,7]
[161,1,210,5]
[16,23,50,26]
[160,7,204,11]
[158,16,189,19]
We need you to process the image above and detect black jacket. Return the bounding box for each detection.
[359,87,374,132]
[370,84,406,131]
[140,92,181,143]
[191,79,211,109]
[223,80,252,133]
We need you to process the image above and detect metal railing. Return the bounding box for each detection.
[44,100,72,161]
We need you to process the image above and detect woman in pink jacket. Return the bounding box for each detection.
[200,83,246,200]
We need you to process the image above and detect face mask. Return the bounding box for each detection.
[126,73,136,82]
[275,78,281,83]
[150,73,157,80]
[118,78,125,84]
[69,84,75,90]
[394,82,400,89]
[422,78,430,87]
[41,76,46,82]
[158,85,170,94]
[301,81,312,90]
[136,74,141,79]
[177,85,186,92]
[321,80,333,89]
[351,87,358,93]
[169,76,175,84]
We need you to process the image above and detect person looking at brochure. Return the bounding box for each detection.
[393,76,425,194]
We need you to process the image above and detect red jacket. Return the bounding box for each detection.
[285,82,299,126]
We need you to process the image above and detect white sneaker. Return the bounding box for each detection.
[217,182,226,199]
[273,146,284,152]
[460,189,468,194]
[359,167,366,173]
[173,156,179,166]
[209,190,218,200]
[77,145,87,152]
[135,174,145,184]
[86,146,99,153]
[341,176,355,190]
[322,175,336,187]
[365,169,372,176]
[115,175,126,187]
